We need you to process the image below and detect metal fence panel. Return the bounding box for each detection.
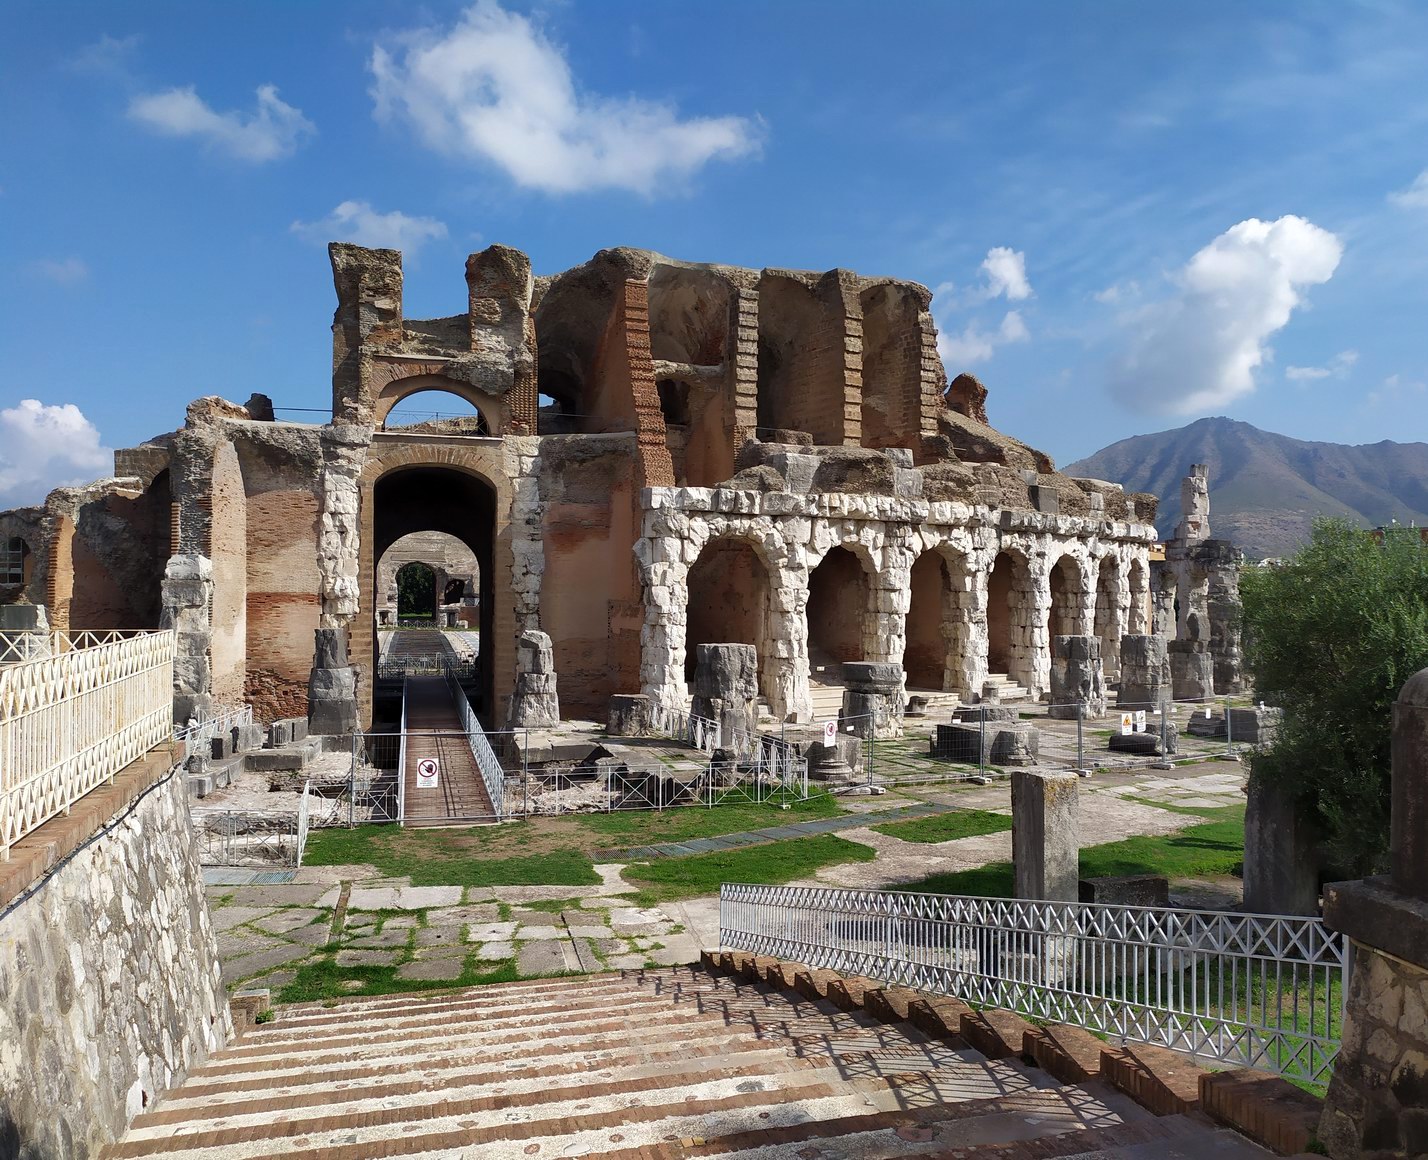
[0,629,175,858]
[720,883,1347,1089]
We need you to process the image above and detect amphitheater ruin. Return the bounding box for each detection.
[0,240,1242,737]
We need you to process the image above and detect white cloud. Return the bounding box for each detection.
[1367,373,1427,408]
[1286,349,1358,382]
[69,33,141,78]
[939,310,1030,367]
[981,247,1032,301]
[128,84,314,163]
[291,201,448,254]
[0,401,112,509]
[1389,169,1428,209]
[368,1,761,195]
[30,257,90,285]
[1106,215,1343,415]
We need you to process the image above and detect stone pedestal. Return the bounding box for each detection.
[1243,775,1319,916]
[1320,668,1428,1157]
[840,661,904,740]
[161,554,214,726]
[307,627,358,735]
[1118,634,1170,709]
[1168,639,1214,702]
[607,694,654,737]
[508,630,560,728]
[1012,770,1080,902]
[1049,635,1106,720]
[805,736,860,785]
[690,643,759,744]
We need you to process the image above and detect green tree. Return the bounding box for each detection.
[396,561,435,619]
[1242,518,1428,876]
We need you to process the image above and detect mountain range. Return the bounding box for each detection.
[1063,417,1428,560]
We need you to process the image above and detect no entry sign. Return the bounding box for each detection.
[416,757,440,788]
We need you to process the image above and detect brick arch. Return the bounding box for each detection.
[371,372,504,433]
[355,439,517,728]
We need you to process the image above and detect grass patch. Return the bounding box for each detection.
[872,809,1012,844]
[567,792,842,846]
[895,804,1246,897]
[303,825,600,888]
[276,950,521,1004]
[622,833,877,905]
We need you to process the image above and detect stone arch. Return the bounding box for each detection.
[1048,553,1086,652]
[355,441,515,729]
[1127,556,1151,635]
[382,388,491,435]
[684,535,777,708]
[988,548,1035,689]
[372,373,501,433]
[903,545,974,693]
[395,560,437,619]
[1093,554,1127,680]
[376,531,479,628]
[0,534,32,591]
[806,544,874,672]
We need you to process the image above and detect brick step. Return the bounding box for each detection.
[190,994,889,1087]
[108,1054,1104,1160]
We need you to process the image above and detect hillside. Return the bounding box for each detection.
[1064,417,1428,560]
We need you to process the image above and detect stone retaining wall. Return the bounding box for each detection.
[0,763,231,1158]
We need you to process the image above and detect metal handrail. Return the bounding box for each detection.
[720,883,1349,1089]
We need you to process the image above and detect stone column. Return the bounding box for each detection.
[960,565,990,701]
[1049,635,1106,720]
[1169,639,1214,702]
[1012,770,1080,902]
[1242,774,1319,915]
[840,661,904,739]
[1149,561,1175,638]
[690,643,759,743]
[1025,561,1053,698]
[508,630,560,728]
[769,559,810,723]
[1320,668,1428,1156]
[307,628,358,735]
[1118,634,1171,709]
[161,554,214,726]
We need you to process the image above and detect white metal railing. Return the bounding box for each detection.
[0,629,175,859]
[296,780,311,865]
[446,666,504,817]
[175,703,253,748]
[649,701,723,753]
[720,884,1349,1089]
[396,676,410,825]
[377,655,476,680]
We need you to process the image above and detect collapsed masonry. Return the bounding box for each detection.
[1151,465,1245,701]
[0,242,1167,730]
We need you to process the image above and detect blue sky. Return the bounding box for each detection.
[4,0,1428,507]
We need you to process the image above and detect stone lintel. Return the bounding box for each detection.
[1324,876,1428,970]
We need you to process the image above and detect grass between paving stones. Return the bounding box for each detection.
[302,792,853,883]
[303,825,601,887]
[871,808,1012,844]
[621,833,878,905]
[892,803,1246,897]
[276,951,522,1003]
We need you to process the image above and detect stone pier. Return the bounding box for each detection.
[1012,770,1080,902]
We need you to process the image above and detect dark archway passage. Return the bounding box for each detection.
[905,552,950,690]
[684,537,773,703]
[395,561,437,620]
[807,546,871,667]
[374,466,497,723]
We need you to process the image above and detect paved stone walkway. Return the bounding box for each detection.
[601,799,953,861]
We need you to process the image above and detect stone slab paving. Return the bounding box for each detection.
[201,762,1247,996]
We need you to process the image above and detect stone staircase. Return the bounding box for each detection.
[983,673,1033,704]
[104,964,1276,1159]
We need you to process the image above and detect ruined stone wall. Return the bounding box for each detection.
[637,487,1156,720]
[235,435,324,723]
[0,507,49,607]
[757,272,858,446]
[0,765,231,1159]
[537,433,642,718]
[208,441,247,705]
[859,283,925,452]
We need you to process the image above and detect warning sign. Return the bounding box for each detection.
[416,757,440,788]
[823,719,838,746]
[1120,712,1134,736]
[1134,710,1146,733]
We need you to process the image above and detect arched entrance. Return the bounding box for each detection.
[372,465,497,724]
[1048,555,1083,652]
[395,561,437,621]
[806,546,872,670]
[684,537,774,704]
[904,549,971,692]
[987,549,1033,689]
[1093,556,1123,679]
